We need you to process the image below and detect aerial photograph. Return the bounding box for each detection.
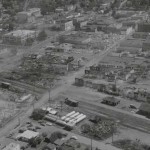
[0,0,150,150]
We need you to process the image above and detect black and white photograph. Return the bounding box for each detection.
[0,0,150,150]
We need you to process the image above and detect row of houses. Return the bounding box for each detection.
[75,77,150,103]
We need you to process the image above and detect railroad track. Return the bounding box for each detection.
[0,78,46,95]
[78,100,150,133]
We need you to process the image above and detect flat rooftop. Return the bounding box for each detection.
[16,130,39,140]
[4,30,36,37]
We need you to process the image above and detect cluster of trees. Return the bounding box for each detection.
[2,0,22,16]
[25,30,47,46]
[37,30,47,41]
[1,0,22,31]
[113,139,150,150]
[38,0,107,15]
[30,108,46,120]
[81,120,117,140]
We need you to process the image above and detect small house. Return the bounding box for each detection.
[102,97,120,106]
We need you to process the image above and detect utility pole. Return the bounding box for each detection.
[91,137,93,150]
[112,123,114,143]
[49,87,51,107]
[18,117,20,126]
[60,101,63,112]
[48,84,53,107]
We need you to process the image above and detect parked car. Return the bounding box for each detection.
[45,122,53,126]
[129,104,137,109]
[70,136,78,140]
[62,132,68,137]
[35,126,41,129]
[40,123,45,126]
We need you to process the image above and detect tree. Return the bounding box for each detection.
[84,147,90,150]
[42,132,48,138]
[25,38,34,46]
[2,0,20,16]
[30,109,46,120]
[40,0,56,15]
[81,124,91,133]
[50,131,63,143]
[37,30,47,41]
[29,138,38,147]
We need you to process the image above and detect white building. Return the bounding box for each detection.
[2,143,20,150]
[16,130,39,142]
[2,30,36,45]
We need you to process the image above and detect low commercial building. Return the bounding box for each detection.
[2,143,20,150]
[16,130,39,142]
[2,30,36,45]
[56,19,74,31]
[74,20,88,30]
[102,97,120,106]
